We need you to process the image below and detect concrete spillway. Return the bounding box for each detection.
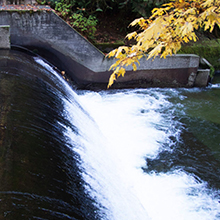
[0,8,208,89]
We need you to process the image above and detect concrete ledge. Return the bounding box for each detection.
[0,25,10,49]
[195,69,210,87]
[0,10,205,89]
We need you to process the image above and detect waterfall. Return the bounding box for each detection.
[0,50,219,219]
[75,89,220,220]
[35,57,220,219]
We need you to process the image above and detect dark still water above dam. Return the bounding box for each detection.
[0,49,219,219]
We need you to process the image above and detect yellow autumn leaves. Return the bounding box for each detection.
[106,0,220,88]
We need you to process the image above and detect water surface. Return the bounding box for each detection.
[0,49,219,219]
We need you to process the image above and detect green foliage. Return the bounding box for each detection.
[70,13,98,38]
[51,0,168,17]
[210,66,215,78]
[179,39,220,71]
[39,0,169,41]
[51,0,98,39]
[37,0,47,5]
[55,0,72,18]
[38,0,169,18]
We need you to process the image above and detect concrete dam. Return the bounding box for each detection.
[0,6,209,89]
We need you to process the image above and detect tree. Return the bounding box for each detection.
[106,0,220,88]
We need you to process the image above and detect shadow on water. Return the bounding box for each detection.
[0,50,102,219]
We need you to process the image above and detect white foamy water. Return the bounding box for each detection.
[34,58,220,220]
[74,90,220,220]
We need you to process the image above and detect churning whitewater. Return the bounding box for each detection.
[35,57,220,220]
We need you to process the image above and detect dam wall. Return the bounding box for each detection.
[0,9,208,89]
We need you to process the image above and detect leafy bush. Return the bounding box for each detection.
[50,0,98,40]
[70,13,98,39]
[55,0,72,18]
[36,0,169,40]
[45,0,168,17]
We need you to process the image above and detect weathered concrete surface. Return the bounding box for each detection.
[0,25,10,49]
[0,10,203,89]
[0,11,105,70]
[187,72,197,87]
[115,54,199,84]
[195,69,210,87]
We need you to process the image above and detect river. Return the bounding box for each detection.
[0,49,219,219]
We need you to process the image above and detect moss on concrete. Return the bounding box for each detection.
[178,39,220,70]
[93,41,124,53]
